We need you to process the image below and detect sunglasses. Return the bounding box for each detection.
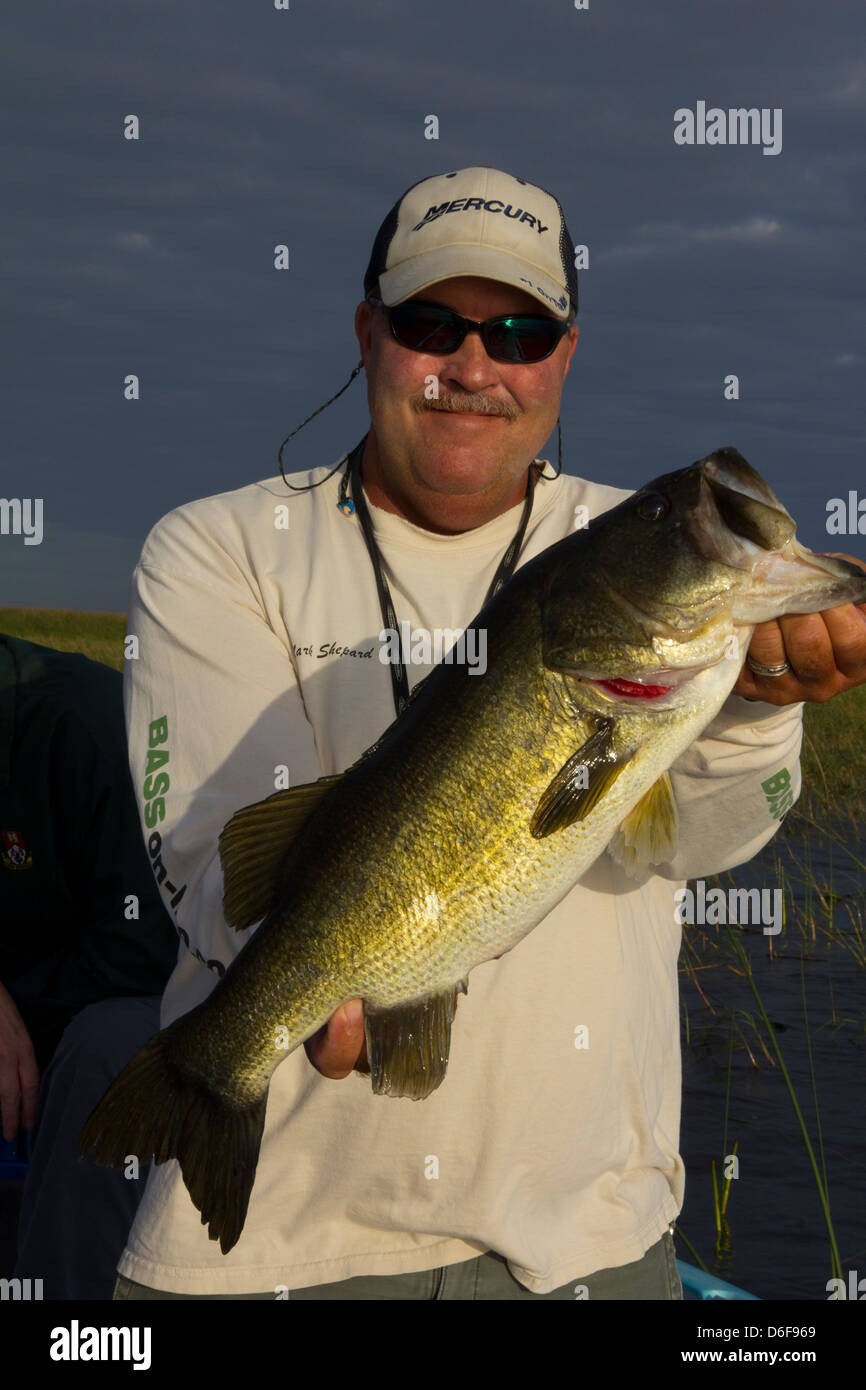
[367,295,570,364]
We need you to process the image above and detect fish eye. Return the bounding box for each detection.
[637,493,671,521]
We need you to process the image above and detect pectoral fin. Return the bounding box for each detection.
[364,981,467,1100]
[608,772,679,877]
[219,775,342,930]
[530,719,627,838]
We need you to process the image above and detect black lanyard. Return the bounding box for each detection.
[339,435,537,717]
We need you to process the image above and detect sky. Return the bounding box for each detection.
[2,0,864,611]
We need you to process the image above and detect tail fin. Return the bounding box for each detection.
[79,1029,267,1254]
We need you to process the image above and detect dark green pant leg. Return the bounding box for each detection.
[464,1232,682,1300]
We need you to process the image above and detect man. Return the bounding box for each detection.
[0,632,178,1297]
[109,168,866,1300]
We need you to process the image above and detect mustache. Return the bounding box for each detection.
[411,389,519,420]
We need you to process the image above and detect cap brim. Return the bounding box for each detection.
[378,245,572,320]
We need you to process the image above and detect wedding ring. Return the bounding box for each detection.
[746,657,791,678]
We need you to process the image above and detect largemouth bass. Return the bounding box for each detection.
[80,447,866,1253]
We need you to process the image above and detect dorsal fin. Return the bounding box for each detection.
[219,775,342,930]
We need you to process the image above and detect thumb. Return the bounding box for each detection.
[305,998,367,1078]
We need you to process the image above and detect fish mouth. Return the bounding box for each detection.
[694,449,796,567]
[694,447,861,577]
[692,448,866,619]
[594,677,672,699]
[569,665,712,706]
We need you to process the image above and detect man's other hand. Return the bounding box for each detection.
[0,981,39,1140]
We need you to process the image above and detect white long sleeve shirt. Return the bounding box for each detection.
[117,456,803,1294]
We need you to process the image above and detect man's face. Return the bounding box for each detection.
[354,275,578,529]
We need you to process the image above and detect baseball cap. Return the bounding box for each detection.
[364,167,578,321]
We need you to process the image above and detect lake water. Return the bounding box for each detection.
[677,824,866,1300]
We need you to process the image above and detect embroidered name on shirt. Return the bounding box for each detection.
[294,641,375,660]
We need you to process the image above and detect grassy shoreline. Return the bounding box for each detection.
[0,607,129,673]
